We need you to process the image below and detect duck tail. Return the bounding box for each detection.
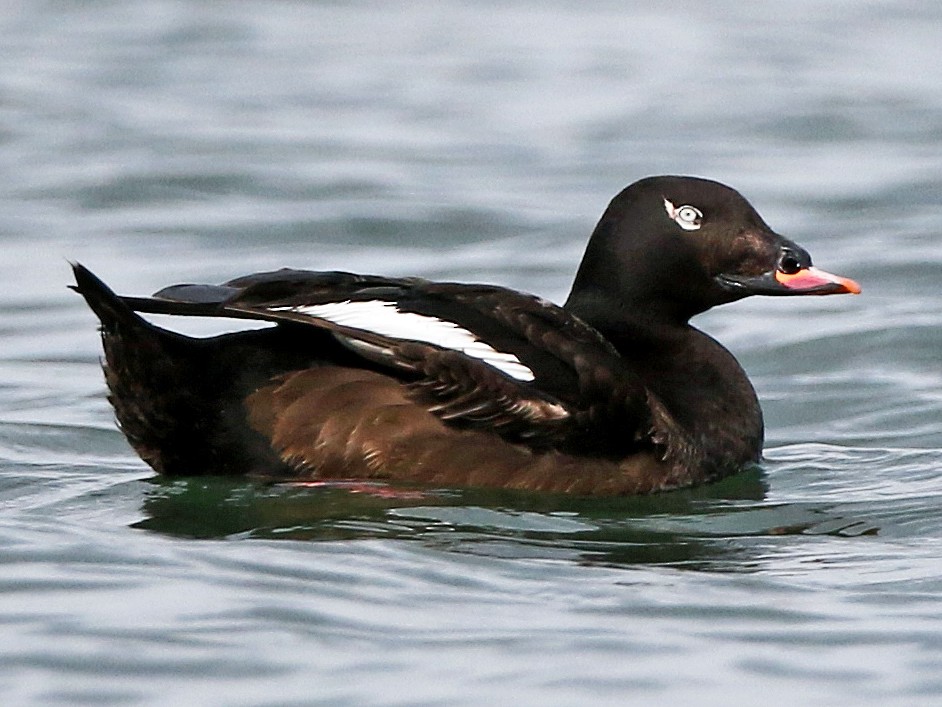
[71,263,208,474]
[71,263,151,335]
[71,264,295,477]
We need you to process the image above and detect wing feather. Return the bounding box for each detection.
[122,269,657,455]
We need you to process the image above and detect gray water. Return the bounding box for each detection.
[1,1,941,704]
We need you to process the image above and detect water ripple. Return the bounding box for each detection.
[1,0,941,703]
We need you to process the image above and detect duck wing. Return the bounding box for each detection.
[136,269,654,455]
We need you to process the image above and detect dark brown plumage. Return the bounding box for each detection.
[72,176,860,495]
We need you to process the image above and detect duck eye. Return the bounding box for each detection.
[663,199,702,231]
[779,252,802,275]
[677,206,702,226]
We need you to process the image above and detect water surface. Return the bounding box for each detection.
[1,1,941,704]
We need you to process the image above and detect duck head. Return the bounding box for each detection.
[565,175,860,326]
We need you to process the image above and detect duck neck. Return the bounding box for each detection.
[563,288,764,471]
[563,285,693,348]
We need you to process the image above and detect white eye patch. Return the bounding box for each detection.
[271,300,536,382]
[663,198,703,231]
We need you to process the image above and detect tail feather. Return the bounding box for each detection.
[72,262,234,321]
[71,262,152,334]
[72,264,291,476]
[73,263,194,472]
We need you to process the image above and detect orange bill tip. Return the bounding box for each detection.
[774,266,861,295]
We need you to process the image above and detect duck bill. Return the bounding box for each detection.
[718,267,861,296]
[773,266,861,295]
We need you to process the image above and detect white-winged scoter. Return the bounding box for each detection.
[72,176,860,495]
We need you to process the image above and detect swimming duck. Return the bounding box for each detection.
[72,176,860,495]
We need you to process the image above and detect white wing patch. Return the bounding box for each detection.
[273,300,536,382]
